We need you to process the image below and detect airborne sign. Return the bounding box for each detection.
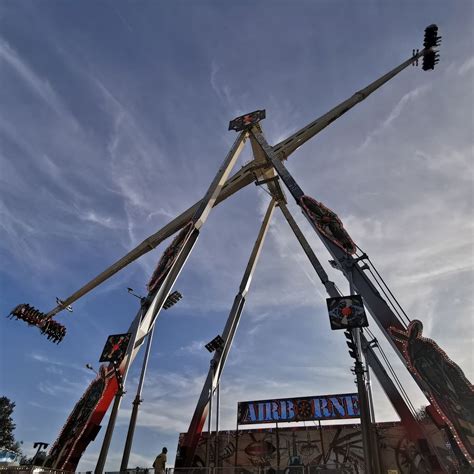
[237,393,360,425]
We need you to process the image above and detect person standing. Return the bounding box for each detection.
[153,447,167,474]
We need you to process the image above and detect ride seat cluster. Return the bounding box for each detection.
[8,304,66,343]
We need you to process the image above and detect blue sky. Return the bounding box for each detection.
[0,1,473,471]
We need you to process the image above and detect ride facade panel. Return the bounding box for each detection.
[178,422,457,473]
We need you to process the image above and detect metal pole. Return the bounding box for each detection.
[215,380,220,468]
[120,322,156,472]
[318,420,326,463]
[353,329,373,474]
[350,270,373,474]
[95,310,143,474]
[364,353,382,473]
[275,422,280,470]
[32,443,46,466]
[95,388,123,474]
[365,361,376,423]
[206,368,214,468]
[234,420,239,469]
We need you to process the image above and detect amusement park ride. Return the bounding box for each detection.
[7,24,474,473]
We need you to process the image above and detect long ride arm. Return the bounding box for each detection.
[41,47,429,321]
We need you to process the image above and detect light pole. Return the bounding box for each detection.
[86,363,98,375]
[205,335,225,467]
[120,291,183,472]
[32,442,49,466]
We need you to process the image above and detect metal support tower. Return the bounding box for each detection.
[91,131,247,473]
[32,26,463,471]
[250,128,448,469]
[177,199,276,467]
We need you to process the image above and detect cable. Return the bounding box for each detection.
[357,244,411,325]
[353,248,409,326]
[367,257,411,324]
[354,246,411,327]
[365,327,410,410]
[364,328,417,416]
[366,266,410,328]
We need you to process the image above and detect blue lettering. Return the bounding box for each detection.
[329,397,346,417]
[312,398,322,418]
[272,401,281,421]
[286,400,295,420]
[248,403,257,422]
[264,402,273,421]
[319,398,332,418]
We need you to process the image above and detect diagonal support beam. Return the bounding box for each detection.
[256,131,443,467]
[250,125,409,359]
[276,200,423,436]
[272,192,430,472]
[127,131,248,364]
[176,198,276,468]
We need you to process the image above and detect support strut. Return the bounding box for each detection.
[262,166,434,466]
[176,198,277,467]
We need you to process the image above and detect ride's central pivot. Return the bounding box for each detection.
[228,110,265,132]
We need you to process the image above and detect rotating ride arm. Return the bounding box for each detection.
[17,33,437,329]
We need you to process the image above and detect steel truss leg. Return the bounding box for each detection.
[277,201,373,472]
[94,131,247,474]
[273,188,432,469]
[177,198,277,468]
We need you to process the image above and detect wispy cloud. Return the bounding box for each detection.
[458,56,474,75]
[0,36,78,128]
[210,60,234,107]
[178,340,206,355]
[29,352,90,373]
[358,84,430,151]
